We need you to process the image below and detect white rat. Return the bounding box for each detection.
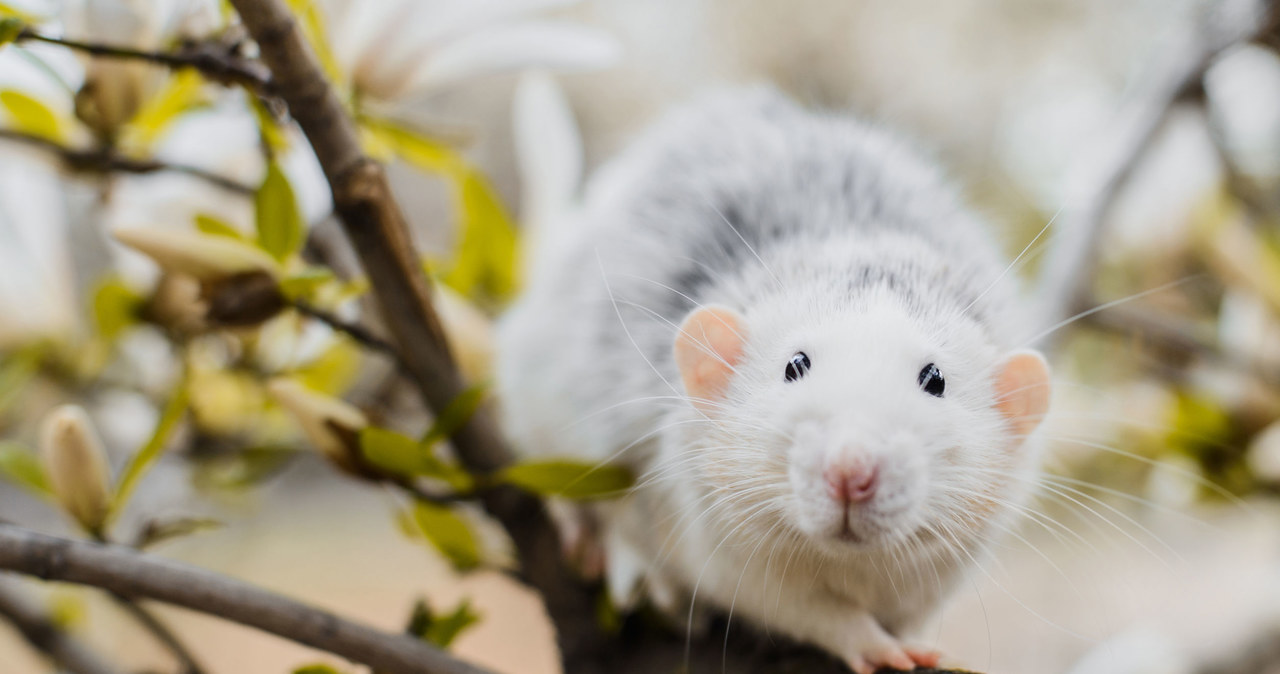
[496,87,1051,673]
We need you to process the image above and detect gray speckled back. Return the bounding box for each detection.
[497,86,1021,468]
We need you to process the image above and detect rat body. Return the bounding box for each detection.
[496,88,1051,673]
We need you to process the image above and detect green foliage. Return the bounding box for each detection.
[135,516,223,549]
[109,380,190,521]
[0,89,63,141]
[291,339,359,396]
[361,118,520,305]
[195,213,247,240]
[358,427,472,490]
[255,161,305,262]
[193,447,296,492]
[420,384,488,450]
[125,70,208,149]
[408,500,481,571]
[498,459,634,501]
[279,267,336,301]
[0,17,24,45]
[405,597,481,649]
[292,665,345,674]
[91,276,143,342]
[0,346,40,415]
[0,441,51,498]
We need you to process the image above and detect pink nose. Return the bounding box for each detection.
[825,463,878,504]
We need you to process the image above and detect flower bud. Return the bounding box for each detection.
[266,378,369,474]
[114,228,281,282]
[39,405,112,534]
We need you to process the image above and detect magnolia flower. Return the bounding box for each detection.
[39,404,113,534]
[324,0,621,104]
[266,377,367,472]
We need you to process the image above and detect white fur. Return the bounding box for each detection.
[496,87,1042,668]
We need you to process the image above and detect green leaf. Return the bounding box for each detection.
[135,516,223,549]
[420,384,489,449]
[194,213,246,240]
[109,380,189,521]
[498,460,634,501]
[292,665,345,674]
[279,267,335,301]
[292,338,359,395]
[406,598,481,649]
[441,170,520,304]
[0,89,62,141]
[0,346,40,415]
[91,276,143,342]
[358,427,473,490]
[255,161,305,262]
[0,441,51,498]
[284,0,344,89]
[410,500,480,571]
[192,447,296,492]
[0,17,24,45]
[361,118,520,304]
[125,70,208,149]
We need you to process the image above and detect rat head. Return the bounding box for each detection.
[673,292,1050,552]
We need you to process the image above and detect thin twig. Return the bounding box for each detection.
[0,524,494,674]
[109,594,207,674]
[0,576,124,674]
[290,299,411,374]
[1035,0,1280,350]
[16,29,273,92]
[0,129,255,195]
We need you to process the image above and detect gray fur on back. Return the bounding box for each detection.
[496,86,1020,469]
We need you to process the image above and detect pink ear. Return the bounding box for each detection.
[994,350,1051,438]
[674,306,746,412]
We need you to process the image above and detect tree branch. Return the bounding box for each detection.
[16,28,273,92]
[0,576,124,674]
[0,524,494,674]
[0,129,255,194]
[1035,0,1280,350]
[223,0,614,669]
[290,299,412,374]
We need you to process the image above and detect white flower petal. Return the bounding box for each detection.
[410,20,622,94]
[513,71,581,229]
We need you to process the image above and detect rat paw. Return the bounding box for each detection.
[844,644,917,674]
[548,501,605,579]
[903,647,941,668]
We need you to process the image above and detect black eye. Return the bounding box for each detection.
[784,352,811,382]
[918,363,945,397]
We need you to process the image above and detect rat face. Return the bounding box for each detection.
[673,291,1050,554]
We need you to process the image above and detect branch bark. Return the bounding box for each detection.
[16,28,273,92]
[0,524,494,674]
[0,576,124,674]
[0,129,255,194]
[223,0,613,668]
[1035,0,1280,349]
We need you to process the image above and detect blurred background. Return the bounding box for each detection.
[0,0,1279,673]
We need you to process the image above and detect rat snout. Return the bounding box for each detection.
[824,452,875,506]
[824,458,878,505]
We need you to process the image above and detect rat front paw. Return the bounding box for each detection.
[846,645,941,673]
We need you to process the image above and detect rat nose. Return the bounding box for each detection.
[824,461,878,505]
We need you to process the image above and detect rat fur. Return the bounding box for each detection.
[496,86,1050,673]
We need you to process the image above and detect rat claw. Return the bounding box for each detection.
[846,656,874,674]
[905,647,941,668]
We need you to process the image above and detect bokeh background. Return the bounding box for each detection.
[1,0,1279,673]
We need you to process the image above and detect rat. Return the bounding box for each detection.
[495,86,1052,673]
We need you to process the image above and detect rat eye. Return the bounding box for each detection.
[784,352,811,382]
[918,363,945,397]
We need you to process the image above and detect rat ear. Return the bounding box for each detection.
[674,306,746,413]
[994,349,1051,439]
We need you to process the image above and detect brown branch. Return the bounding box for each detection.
[290,299,411,374]
[223,0,615,669]
[0,576,124,674]
[1035,0,1280,350]
[0,129,255,194]
[16,29,273,92]
[0,524,494,674]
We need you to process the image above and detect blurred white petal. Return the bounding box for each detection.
[411,20,621,93]
[0,146,77,348]
[513,71,581,230]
